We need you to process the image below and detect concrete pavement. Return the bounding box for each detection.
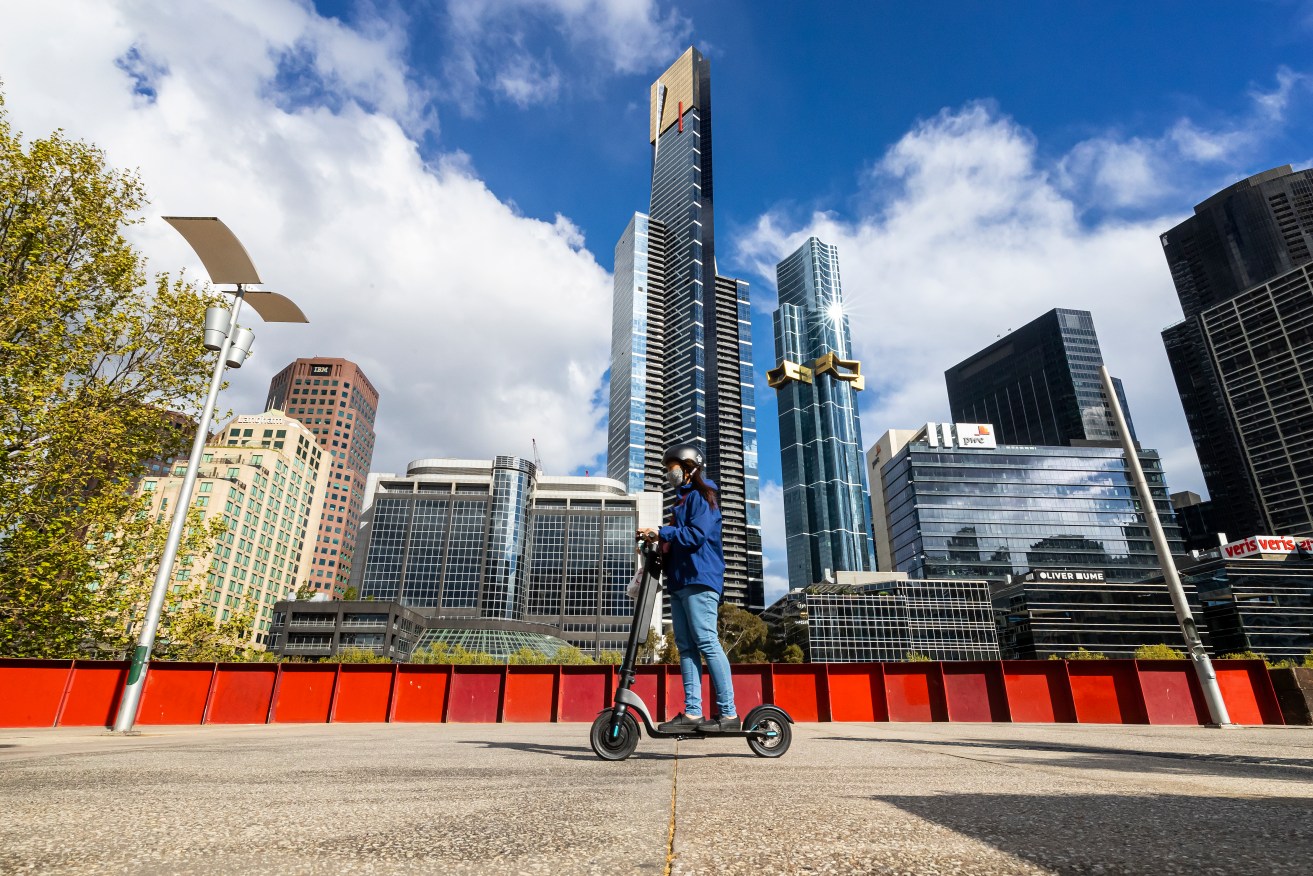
[2,722,1311,875]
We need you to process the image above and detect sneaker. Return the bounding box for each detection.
[695,715,741,733]
[657,712,703,733]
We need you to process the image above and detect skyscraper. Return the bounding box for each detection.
[607,47,764,608]
[266,358,379,597]
[767,237,875,590]
[1161,165,1313,539]
[945,308,1136,447]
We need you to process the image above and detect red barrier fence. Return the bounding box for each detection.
[0,658,1283,728]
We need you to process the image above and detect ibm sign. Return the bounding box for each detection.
[925,422,997,450]
[309,364,332,376]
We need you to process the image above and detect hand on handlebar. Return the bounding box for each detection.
[635,528,659,543]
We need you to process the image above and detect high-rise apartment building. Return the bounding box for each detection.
[1160,165,1313,539]
[606,47,764,608]
[135,410,328,643]
[945,308,1136,447]
[353,457,662,655]
[266,358,379,596]
[767,237,875,590]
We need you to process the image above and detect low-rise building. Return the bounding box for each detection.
[268,599,424,661]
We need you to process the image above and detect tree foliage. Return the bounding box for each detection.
[1048,647,1108,660]
[1134,643,1185,660]
[0,92,223,657]
[718,602,767,663]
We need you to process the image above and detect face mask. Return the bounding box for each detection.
[666,468,686,490]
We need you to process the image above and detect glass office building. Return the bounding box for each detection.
[354,457,661,654]
[768,237,875,590]
[606,47,764,608]
[1178,556,1313,661]
[1160,165,1313,540]
[806,574,1000,662]
[870,427,1184,587]
[945,308,1135,447]
[993,569,1211,659]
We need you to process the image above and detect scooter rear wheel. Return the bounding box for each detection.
[590,710,640,761]
[746,707,791,758]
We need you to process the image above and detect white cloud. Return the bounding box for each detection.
[0,0,614,476]
[441,0,691,109]
[738,103,1208,503]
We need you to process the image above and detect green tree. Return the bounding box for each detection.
[718,602,767,662]
[341,586,359,600]
[635,628,661,663]
[657,627,680,664]
[1134,643,1186,660]
[333,647,390,664]
[779,643,805,664]
[410,642,498,665]
[1048,647,1108,660]
[905,651,933,662]
[0,93,221,658]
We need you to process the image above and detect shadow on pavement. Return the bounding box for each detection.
[456,739,750,761]
[879,792,1313,875]
[820,735,1313,779]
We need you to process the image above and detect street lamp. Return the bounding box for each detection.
[113,217,307,734]
[1097,364,1231,727]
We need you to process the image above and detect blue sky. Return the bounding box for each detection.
[4,0,1313,601]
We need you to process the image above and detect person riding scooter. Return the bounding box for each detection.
[637,443,739,733]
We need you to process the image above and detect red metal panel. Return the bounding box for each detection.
[137,663,213,725]
[1002,662,1076,723]
[630,667,662,721]
[271,665,336,723]
[771,665,824,722]
[1215,660,1284,725]
[559,666,610,722]
[884,663,946,722]
[392,666,449,722]
[447,666,504,723]
[1136,661,1209,725]
[1067,661,1148,725]
[332,665,394,723]
[207,664,278,724]
[826,663,887,722]
[730,664,768,717]
[0,660,73,727]
[943,662,1010,722]
[503,667,557,722]
[58,661,127,727]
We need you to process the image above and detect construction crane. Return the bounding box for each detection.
[532,438,543,472]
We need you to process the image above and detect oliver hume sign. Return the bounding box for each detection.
[1221,534,1313,559]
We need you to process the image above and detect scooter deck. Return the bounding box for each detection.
[644,728,774,740]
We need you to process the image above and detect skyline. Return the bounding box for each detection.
[4,1,1313,603]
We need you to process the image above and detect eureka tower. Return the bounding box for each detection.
[607,47,764,609]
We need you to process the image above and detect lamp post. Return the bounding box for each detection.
[112,218,307,734]
[1097,365,1231,727]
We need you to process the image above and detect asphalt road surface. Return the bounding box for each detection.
[2,721,1310,875]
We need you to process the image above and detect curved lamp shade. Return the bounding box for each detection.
[163,216,262,285]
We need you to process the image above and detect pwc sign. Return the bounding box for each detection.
[956,423,997,449]
[1221,534,1313,558]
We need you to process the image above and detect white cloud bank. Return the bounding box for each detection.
[0,0,645,475]
[737,96,1313,506]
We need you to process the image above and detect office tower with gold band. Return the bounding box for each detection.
[768,237,876,591]
[607,47,764,609]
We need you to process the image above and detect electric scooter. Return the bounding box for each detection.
[589,537,793,761]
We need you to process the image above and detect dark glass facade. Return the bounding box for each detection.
[770,237,875,590]
[945,308,1135,447]
[606,47,763,608]
[992,571,1210,659]
[356,458,657,654]
[1181,557,1313,660]
[1160,165,1313,539]
[876,437,1184,587]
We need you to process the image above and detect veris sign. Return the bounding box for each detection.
[1221,534,1313,559]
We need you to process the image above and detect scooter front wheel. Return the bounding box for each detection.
[746,706,792,758]
[590,710,640,761]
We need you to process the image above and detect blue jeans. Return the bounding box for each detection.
[669,585,736,718]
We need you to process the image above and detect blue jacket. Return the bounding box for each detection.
[658,480,725,596]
